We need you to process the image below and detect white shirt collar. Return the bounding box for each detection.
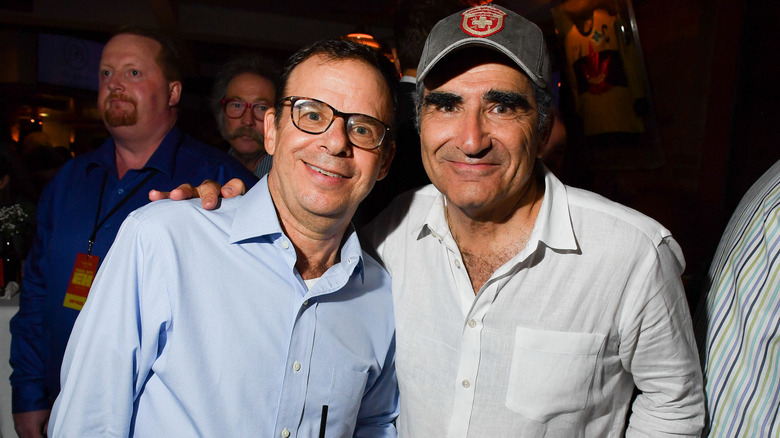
[415,165,579,252]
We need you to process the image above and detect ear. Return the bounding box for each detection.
[263,108,277,156]
[168,81,182,107]
[376,140,395,181]
[535,115,554,159]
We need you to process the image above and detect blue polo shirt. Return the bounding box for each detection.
[10,125,257,413]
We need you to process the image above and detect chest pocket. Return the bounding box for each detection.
[505,327,605,423]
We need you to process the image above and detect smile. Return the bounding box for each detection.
[306,163,345,179]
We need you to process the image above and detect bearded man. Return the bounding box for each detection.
[9,27,254,438]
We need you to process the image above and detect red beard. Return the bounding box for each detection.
[102,93,138,127]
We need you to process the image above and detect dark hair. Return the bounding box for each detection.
[394,0,461,71]
[274,39,399,135]
[210,53,281,132]
[112,26,182,82]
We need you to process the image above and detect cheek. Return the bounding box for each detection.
[419,120,442,157]
[225,117,241,131]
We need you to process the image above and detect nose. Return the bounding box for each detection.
[320,116,352,157]
[455,110,490,156]
[106,74,123,92]
[240,105,255,126]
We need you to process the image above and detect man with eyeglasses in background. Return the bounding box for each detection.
[47,39,399,437]
[212,53,279,179]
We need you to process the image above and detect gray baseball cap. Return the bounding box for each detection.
[416,4,551,90]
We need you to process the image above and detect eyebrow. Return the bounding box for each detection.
[423,91,462,107]
[484,89,533,111]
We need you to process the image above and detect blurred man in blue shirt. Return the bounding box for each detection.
[48,39,398,437]
[9,27,255,438]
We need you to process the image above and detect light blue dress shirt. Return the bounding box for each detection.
[48,177,398,437]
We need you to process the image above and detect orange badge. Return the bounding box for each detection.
[63,253,100,311]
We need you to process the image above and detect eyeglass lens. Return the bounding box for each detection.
[224,100,269,119]
[290,98,386,149]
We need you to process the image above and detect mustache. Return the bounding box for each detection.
[227,126,263,143]
[104,93,136,106]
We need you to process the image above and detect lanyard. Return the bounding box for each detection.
[87,170,156,256]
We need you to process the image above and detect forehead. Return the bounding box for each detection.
[226,73,275,99]
[101,34,161,66]
[285,55,392,121]
[423,48,533,97]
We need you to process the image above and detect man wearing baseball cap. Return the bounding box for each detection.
[363,4,704,436]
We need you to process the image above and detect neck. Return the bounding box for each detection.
[268,175,352,280]
[445,174,545,293]
[111,117,176,179]
[232,149,266,172]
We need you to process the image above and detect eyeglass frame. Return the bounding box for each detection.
[281,96,392,151]
[220,98,271,120]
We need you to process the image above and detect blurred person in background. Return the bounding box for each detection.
[9,26,254,438]
[211,53,280,179]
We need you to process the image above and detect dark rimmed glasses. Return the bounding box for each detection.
[221,99,271,120]
[283,96,391,150]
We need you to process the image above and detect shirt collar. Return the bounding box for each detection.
[416,165,579,252]
[85,125,184,178]
[535,165,579,252]
[230,177,366,280]
[230,176,283,243]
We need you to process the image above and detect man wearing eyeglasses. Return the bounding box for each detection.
[47,39,399,437]
[212,54,279,179]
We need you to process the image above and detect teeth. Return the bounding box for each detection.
[307,163,343,178]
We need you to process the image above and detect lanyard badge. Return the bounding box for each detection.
[63,253,99,311]
[61,170,155,311]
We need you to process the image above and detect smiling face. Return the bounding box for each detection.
[98,33,180,138]
[264,55,394,230]
[419,50,543,221]
[222,72,275,157]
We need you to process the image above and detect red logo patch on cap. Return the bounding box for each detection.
[460,6,507,37]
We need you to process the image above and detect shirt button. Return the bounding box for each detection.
[293,361,301,372]
[462,379,471,388]
[303,300,309,306]
[117,188,124,195]
[467,319,476,328]
[455,259,461,269]
[281,240,290,249]
[281,428,291,438]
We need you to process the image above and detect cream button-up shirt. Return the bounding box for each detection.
[364,167,704,437]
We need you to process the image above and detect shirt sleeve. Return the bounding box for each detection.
[353,334,399,437]
[621,236,705,437]
[47,215,170,437]
[9,183,55,413]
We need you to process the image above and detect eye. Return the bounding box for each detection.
[351,124,372,137]
[229,101,244,110]
[100,69,111,78]
[423,92,461,115]
[253,104,270,112]
[130,69,140,77]
[491,103,516,116]
[304,111,322,122]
